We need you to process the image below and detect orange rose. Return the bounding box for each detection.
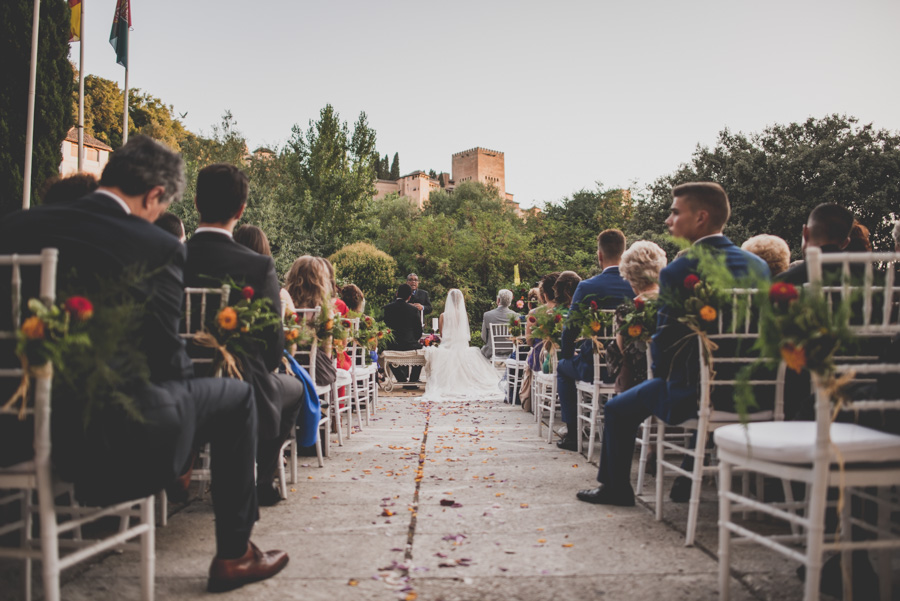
[218,307,238,331]
[628,324,643,338]
[590,321,602,333]
[21,316,45,339]
[377,331,384,339]
[324,320,334,330]
[367,337,376,346]
[699,305,717,322]
[780,343,807,373]
[285,329,299,342]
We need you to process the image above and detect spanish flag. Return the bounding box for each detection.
[109,0,131,68]
[69,0,81,43]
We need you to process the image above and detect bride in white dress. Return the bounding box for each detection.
[422,289,504,401]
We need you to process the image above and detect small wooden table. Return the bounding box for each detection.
[381,349,427,392]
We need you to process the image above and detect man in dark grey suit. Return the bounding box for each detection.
[0,137,288,592]
[183,163,304,507]
[407,273,432,319]
[481,289,518,359]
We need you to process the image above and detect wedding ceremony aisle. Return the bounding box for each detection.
[5,393,805,601]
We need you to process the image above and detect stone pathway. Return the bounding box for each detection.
[3,395,813,600]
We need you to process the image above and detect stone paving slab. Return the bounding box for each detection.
[1,394,817,601]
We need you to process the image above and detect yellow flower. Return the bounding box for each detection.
[285,329,300,342]
[699,305,717,322]
[780,343,807,373]
[628,324,643,338]
[21,316,45,340]
[217,307,238,331]
[590,321,601,333]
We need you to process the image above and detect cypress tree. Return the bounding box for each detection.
[382,154,389,179]
[0,0,74,216]
[390,152,400,180]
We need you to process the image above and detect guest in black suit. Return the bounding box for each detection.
[0,137,288,592]
[183,163,304,507]
[777,203,854,285]
[383,283,423,383]
[407,273,432,317]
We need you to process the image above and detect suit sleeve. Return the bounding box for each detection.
[650,261,683,379]
[481,312,489,344]
[260,256,285,372]
[420,291,432,316]
[412,307,423,341]
[146,243,194,381]
[561,282,587,359]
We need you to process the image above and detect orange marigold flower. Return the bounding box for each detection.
[781,343,807,373]
[64,296,93,321]
[324,320,334,330]
[367,337,376,346]
[590,321,602,333]
[377,331,384,339]
[218,307,238,331]
[21,316,45,340]
[285,329,300,342]
[628,324,643,337]
[699,305,717,322]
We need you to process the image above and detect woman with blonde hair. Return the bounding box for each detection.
[741,234,791,277]
[285,256,336,386]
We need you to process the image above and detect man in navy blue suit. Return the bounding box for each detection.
[556,229,635,450]
[577,182,769,506]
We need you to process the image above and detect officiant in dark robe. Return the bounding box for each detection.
[383,283,423,383]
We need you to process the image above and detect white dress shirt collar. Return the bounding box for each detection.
[94,189,131,214]
[193,226,233,239]
[693,233,725,245]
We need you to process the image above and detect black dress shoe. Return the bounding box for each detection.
[556,436,578,451]
[669,476,692,503]
[576,485,635,506]
[256,482,282,507]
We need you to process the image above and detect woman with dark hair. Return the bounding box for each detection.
[234,224,272,256]
[519,272,563,407]
[553,271,582,309]
[340,284,365,313]
[847,219,873,252]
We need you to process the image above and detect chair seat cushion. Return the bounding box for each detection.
[715,421,900,464]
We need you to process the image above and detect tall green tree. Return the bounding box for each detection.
[390,152,400,180]
[627,115,900,255]
[1,0,74,216]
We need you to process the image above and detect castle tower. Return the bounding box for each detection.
[451,147,507,198]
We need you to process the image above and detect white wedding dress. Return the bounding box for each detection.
[422,289,504,401]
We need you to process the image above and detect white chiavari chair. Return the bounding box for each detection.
[574,310,617,462]
[534,346,560,443]
[489,322,515,369]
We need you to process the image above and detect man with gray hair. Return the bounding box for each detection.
[481,289,518,359]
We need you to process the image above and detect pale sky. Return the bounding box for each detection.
[73,0,900,208]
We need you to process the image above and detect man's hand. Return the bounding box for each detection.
[410,303,424,311]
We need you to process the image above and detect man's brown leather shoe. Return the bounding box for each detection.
[207,542,289,593]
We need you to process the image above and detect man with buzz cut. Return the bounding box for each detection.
[576,182,769,507]
[183,163,304,507]
[0,136,289,592]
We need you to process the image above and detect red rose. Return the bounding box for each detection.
[634,297,645,311]
[64,296,93,321]
[769,282,799,304]
[527,315,537,324]
[241,286,254,300]
[293,313,300,324]
[683,274,700,290]
[589,300,598,310]
[554,314,562,323]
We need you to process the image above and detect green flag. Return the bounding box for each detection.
[109,0,131,68]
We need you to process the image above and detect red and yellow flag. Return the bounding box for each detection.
[69,0,81,43]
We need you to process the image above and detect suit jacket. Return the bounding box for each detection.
[184,231,285,440]
[410,288,432,316]
[481,306,519,358]
[651,235,770,424]
[560,266,635,380]
[383,299,423,350]
[0,192,196,489]
[776,244,844,285]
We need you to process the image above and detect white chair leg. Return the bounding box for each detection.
[877,488,892,601]
[290,435,298,484]
[802,466,828,601]
[23,490,33,601]
[685,428,709,547]
[37,480,61,601]
[158,490,168,527]
[718,460,733,601]
[141,496,155,601]
[331,387,344,447]
[655,419,665,521]
[636,417,651,495]
[586,400,598,463]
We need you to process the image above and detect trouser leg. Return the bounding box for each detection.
[409,365,423,382]
[596,378,665,495]
[257,374,304,486]
[390,365,409,382]
[556,358,578,429]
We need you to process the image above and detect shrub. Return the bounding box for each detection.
[329,242,397,314]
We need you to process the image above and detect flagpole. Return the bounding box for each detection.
[22,0,41,210]
[77,0,85,171]
[122,63,129,145]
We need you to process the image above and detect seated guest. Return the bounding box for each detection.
[553,270,584,310]
[741,234,790,276]
[234,223,271,255]
[607,240,668,393]
[526,273,560,345]
[777,203,854,285]
[154,211,186,242]
[340,283,365,314]
[519,274,561,406]
[0,136,288,591]
[526,287,541,311]
[382,284,423,384]
[576,182,769,506]
[319,257,348,316]
[285,256,338,387]
[846,219,872,252]
[481,289,518,359]
[556,230,635,451]
[40,171,99,205]
[183,164,304,507]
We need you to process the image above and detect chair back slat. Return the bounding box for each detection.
[182,285,230,368]
[292,307,322,376]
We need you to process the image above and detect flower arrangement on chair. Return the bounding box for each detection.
[4,297,94,419]
[617,296,659,347]
[530,306,567,373]
[565,298,616,342]
[283,306,315,351]
[348,313,393,364]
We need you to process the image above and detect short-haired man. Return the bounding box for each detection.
[183,163,304,507]
[777,203,855,285]
[383,283,424,384]
[154,211,186,242]
[407,273,432,317]
[576,183,769,506]
[481,289,518,359]
[556,229,635,450]
[0,137,288,591]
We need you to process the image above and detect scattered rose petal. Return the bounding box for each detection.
[562,543,574,548]
[537,539,547,543]
[348,579,358,586]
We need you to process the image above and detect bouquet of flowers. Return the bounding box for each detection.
[617,296,658,347]
[353,314,393,352]
[565,297,616,341]
[4,296,93,419]
[508,313,525,340]
[528,306,566,351]
[419,333,441,347]
[283,305,315,351]
[196,285,281,379]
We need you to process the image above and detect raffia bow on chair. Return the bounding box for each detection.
[192,331,243,380]
[2,358,53,420]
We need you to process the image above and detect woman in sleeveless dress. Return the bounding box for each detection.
[422,289,503,401]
